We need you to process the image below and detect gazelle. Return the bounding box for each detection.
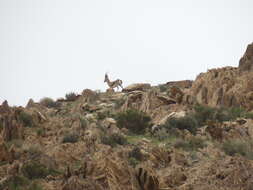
[104,73,123,90]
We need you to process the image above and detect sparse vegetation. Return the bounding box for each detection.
[244,111,253,119]
[5,175,29,190]
[18,111,34,128]
[193,104,251,125]
[62,132,79,143]
[80,116,88,130]
[24,144,43,158]
[163,115,198,134]
[40,97,60,108]
[100,133,127,147]
[173,137,206,151]
[115,109,151,134]
[21,161,54,179]
[128,146,143,161]
[222,140,253,160]
[158,84,168,92]
[36,128,46,136]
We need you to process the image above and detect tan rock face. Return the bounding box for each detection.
[122,83,151,92]
[189,66,253,110]
[166,80,193,89]
[0,101,11,115]
[1,114,24,142]
[239,42,253,72]
[0,143,13,162]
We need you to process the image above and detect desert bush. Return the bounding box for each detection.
[100,133,127,147]
[80,117,88,130]
[27,182,43,190]
[4,175,29,190]
[128,146,142,161]
[128,157,140,167]
[36,128,46,136]
[244,112,253,119]
[222,140,253,160]
[23,145,43,158]
[158,84,168,92]
[21,161,51,179]
[193,104,249,125]
[62,132,79,143]
[40,97,60,108]
[115,109,151,134]
[173,137,206,151]
[97,111,108,120]
[163,115,198,134]
[114,98,126,109]
[19,111,34,128]
[65,92,77,101]
[193,104,217,125]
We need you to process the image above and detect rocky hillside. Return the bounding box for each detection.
[0,43,253,190]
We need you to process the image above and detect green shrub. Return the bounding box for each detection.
[193,104,217,125]
[115,109,151,134]
[65,92,77,101]
[80,117,88,130]
[100,133,127,147]
[193,104,249,125]
[97,111,108,120]
[24,145,42,158]
[40,97,60,108]
[27,182,43,190]
[244,112,253,119]
[222,140,253,160]
[173,137,206,151]
[114,98,126,109]
[7,175,29,190]
[163,115,198,134]
[128,157,140,167]
[128,147,142,161]
[62,132,79,143]
[21,161,50,179]
[19,111,34,128]
[36,128,46,136]
[158,84,168,92]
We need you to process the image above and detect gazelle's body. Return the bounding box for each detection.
[104,73,123,90]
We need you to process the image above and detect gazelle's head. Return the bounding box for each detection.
[104,73,109,82]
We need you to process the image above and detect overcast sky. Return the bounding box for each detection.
[0,0,253,106]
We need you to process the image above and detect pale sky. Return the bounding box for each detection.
[0,0,253,106]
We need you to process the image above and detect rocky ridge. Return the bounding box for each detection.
[0,43,253,190]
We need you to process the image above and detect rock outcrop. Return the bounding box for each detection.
[239,42,253,72]
[122,83,151,92]
[189,66,253,110]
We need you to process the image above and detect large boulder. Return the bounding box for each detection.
[122,83,151,92]
[239,42,253,72]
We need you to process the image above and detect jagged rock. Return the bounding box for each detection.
[239,42,253,72]
[82,89,98,103]
[26,98,35,108]
[166,80,193,89]
[0,100,11,115]
[0,143,12,162]
[158,111,186,125]
[1,114,24,142]
[190,66,253,109]
[122,83,151,92]
[168,86,184,103]
[156,95,176,105]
